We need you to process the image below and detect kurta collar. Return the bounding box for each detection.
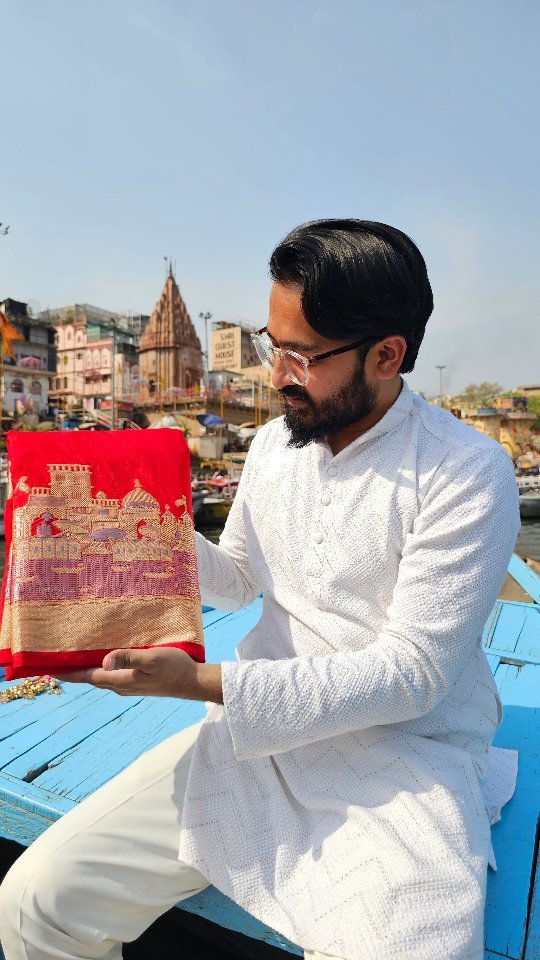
[321,377,414,462]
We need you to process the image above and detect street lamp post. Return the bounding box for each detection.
[436,365,446,407]
[199,312,213,376]
[111,325,117,429]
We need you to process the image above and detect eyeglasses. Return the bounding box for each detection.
[250,327,376,386]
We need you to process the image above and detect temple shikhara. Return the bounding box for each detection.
[138,264,204,394]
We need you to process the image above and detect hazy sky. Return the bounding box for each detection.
[1,0,538,397]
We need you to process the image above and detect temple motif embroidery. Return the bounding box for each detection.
[10,464,198,603]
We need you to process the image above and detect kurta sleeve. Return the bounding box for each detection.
[221,445,520,760]
[195,444,262,612]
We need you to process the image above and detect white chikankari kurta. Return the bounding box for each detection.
[178,380,520,960]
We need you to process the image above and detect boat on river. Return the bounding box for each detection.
[517,476,540,519]
[194,454,246,526]
[195,493,233,525]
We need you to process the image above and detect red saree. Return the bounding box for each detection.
[0,429,204,680]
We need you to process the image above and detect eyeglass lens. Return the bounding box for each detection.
[253,336,307,386]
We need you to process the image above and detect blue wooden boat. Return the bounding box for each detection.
[1,553,539,960]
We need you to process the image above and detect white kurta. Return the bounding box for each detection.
[178,380,520,960]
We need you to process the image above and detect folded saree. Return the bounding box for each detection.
[0,429,204,680]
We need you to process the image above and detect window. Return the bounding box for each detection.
[31,380,42,395]
[10,378,23,393]
[77,352,83,360]
[86,352,92,368]
[93,349,100,368]
[101,349,110,368]
[64,377,68,389]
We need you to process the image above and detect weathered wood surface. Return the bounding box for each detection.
[482,596,540,959]
[500,571,535,604]
[508,553,540,605]
[1,561,539,959]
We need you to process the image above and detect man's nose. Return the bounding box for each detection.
[270,354,291,390]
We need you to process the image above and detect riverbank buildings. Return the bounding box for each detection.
[0,298,56,420]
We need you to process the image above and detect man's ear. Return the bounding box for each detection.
[370,336,407,380]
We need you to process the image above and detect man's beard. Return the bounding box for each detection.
[281,355,378,448]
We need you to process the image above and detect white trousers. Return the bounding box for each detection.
[0,720,338,960]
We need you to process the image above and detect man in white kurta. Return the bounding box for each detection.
[180,380,519,960]
[0,220,521,960]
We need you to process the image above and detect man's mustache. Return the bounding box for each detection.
[280,386,312,403]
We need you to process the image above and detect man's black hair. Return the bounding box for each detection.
[269,219,434,373]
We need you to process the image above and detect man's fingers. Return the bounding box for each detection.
[55,667,140,689]
[103,649,153,672]
[53,669,96,683]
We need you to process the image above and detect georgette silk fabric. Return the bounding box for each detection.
[0,429,204,680]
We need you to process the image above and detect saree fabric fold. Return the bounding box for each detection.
[0,429,204,680]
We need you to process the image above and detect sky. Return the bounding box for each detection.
[1,0,538,397]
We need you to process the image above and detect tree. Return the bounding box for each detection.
[454,382,503,408]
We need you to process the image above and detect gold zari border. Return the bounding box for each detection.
[2,595,204,655]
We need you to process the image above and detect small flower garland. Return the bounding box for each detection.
[0,675,63,703]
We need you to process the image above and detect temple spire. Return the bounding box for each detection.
[138,266,203,395]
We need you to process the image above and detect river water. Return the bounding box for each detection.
[514,519,540,563]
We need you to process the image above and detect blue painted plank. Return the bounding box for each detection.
[485,652,501,677]
[484,660,540,960]
[202,607,241,628]
[484,604,540,670]
[488,603,530,655]
[0,686,92,741]
[488,648,540,667]
[203,600,262,659]
[525,846,540,960]
[0,769,76,818]
[36,700,207,800]
[513,606,540,660]
[483,602,502,646]
[1,689,144,780]
[0,769,75,843]
[508,554,540,605]
[0,795,64,846]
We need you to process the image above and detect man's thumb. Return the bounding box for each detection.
[103,649,139,671]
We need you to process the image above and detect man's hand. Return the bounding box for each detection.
[53,648,223,703]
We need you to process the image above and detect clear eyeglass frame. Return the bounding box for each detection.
[250,326,377,386]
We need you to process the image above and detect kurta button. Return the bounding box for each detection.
[327,466,338,477]
[313,530,324,544]
[321,493,331,506]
